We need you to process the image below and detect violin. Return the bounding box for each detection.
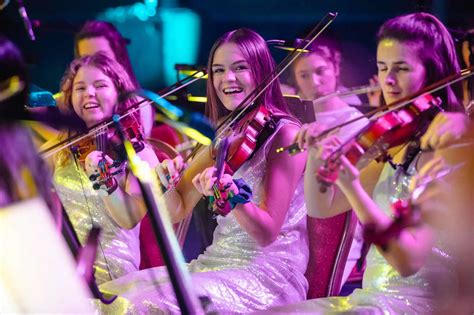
[174,13,338,214]
[71,115,145,192]
[278,68,474,156]
[317,93,443,192]
[219,104,276,172]
[209,105,276,215]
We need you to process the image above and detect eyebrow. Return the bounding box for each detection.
[212,60,248,67]
[296,70,311,74]
[297,65,325,73]
[376,61,409,65]
[73,79,109,86]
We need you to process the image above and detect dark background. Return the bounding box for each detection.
[1,0,473,94]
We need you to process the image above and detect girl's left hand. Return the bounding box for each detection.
[192,167,237,197]
[420,112,470,150]
[335,155,361,191]
[84,151,116,176]
[84,150,121,195]
[294,122,328,151]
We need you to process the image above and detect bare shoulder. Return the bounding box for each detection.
[268,121,299,152]
[266,122,306,169]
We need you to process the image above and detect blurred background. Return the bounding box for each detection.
[1,0,473,100]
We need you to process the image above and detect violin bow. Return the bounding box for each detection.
[40,69,206,159]
[278,67,474,154]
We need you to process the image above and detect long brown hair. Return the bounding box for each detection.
[205,28,291,124]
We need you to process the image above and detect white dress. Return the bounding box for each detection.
[54,155,141,285]
[96,119,309,314]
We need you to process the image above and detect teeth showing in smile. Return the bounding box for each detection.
[84,103,100,109]
[223,87,243,95]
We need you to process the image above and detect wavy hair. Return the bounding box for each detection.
[60,52,137,118]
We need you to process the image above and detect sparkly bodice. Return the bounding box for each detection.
[259,155,457,314]
[189,119,309,274]
[361,159,456,311]
[53,155,140,285]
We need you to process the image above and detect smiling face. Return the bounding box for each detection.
[293,53,338,100]
[211,42,256,111]
[71,65,118,127]
[377,39,426,104]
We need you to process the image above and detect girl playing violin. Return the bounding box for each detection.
[290,38,363,108]
[290,39,370,287]
[97,28,309,313]
[269,12,468,314]
[45,52,159,285]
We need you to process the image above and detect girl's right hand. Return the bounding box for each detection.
[307,134,342,169]
[294,122,328,151]
[155,155,185,190]
[335,155,361,192]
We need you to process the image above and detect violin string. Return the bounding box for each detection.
[214,12,338,141]
[312,84,381,106]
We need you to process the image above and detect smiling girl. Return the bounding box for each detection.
[47,53,159,285]
[267,12,465,314]
[96,28,309,314]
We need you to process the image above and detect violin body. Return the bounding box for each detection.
[71,115,146,192]
[223,104,276,173]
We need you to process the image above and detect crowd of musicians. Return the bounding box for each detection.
[1,10,473,314]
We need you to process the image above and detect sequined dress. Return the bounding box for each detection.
[261,158,456,314]
[97,119,309,314]
[54,154,141,285]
